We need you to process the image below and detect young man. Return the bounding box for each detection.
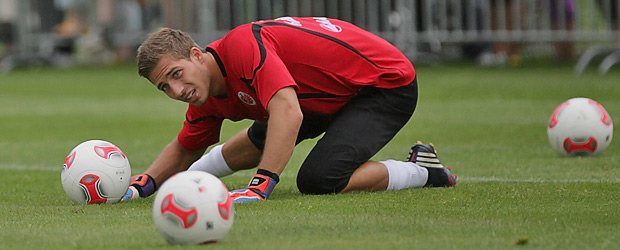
[124,17,456,203]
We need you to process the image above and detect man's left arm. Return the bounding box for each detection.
[260,86,303,174]
[229,86,303,202]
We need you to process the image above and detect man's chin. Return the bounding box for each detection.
[190,100,206,107]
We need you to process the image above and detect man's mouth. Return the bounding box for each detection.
[186,89,196,100]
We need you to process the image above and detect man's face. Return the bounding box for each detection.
[148,52,211,107]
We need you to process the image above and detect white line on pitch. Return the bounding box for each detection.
[0,165,59,171]
[459,176,620,183]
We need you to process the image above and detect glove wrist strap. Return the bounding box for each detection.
[130,174,157,198]
[248,169,279,199]
[256,169,280,183]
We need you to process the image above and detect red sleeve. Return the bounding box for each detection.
[253,46,299,110]
[221,26,299,110]
[176,108,223,151]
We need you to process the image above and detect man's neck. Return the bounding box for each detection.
[205,52,227,97]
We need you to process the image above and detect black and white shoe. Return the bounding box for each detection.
[407,142,457,187]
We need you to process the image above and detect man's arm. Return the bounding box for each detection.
[124,138,206,199]
[229,86,302,202]
[259,86,303,175]
[146,138,206,185]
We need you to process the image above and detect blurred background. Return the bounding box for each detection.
[0,0,618,74]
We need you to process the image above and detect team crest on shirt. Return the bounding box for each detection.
[237,91,256,106]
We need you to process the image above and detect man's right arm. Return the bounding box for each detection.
[146,138,205,185]
[124,138,205,199]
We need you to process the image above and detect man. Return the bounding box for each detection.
[124,17,456,203]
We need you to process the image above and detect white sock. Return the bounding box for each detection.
[381,159,428,190]
[187,144,234,177]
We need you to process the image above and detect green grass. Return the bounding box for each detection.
[0,63,619,249]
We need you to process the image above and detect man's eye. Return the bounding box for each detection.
[172,70,181,78]
[161,84,169,91]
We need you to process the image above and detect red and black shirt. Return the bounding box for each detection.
[178,17,416,151]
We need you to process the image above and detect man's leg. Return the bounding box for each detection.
[341,158,439,192]
[189,115,332,177]
[221,128,262,171]
[340,161,390,192]
[296,80,419,194]
[188,128,262,176]
[295,78,455,194]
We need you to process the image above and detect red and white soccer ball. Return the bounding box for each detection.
[61,140,131,204]
[152,171,234,245]
[548,97,613,156]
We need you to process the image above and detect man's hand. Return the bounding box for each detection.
[229,188,267,202]
[122,174,157,200]
[229,171,279,203]
[122,186,140,200]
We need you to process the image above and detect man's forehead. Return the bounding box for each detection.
[149,55,176,83]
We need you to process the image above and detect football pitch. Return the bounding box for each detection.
[0,63,618,249]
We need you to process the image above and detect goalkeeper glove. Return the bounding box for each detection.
[229,169,279,203]
[122,174,157,200]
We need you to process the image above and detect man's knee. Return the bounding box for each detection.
[247,121,267,151]
[296,146,359,195]
[297,170,350,195]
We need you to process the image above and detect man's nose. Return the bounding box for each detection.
[169,82,185,99]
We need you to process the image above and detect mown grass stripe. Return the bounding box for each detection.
[4,165,619,183]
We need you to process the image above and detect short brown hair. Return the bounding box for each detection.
[136,27,200,79]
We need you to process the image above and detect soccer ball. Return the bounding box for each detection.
[61,140,131,204]
[152,171,234,245]
[547,97,613,156]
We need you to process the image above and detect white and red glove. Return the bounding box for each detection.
[229,170,279,203]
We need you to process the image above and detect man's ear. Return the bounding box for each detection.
[190,47,204,63]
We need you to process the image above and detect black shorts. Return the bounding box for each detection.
[248,78,418,194]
